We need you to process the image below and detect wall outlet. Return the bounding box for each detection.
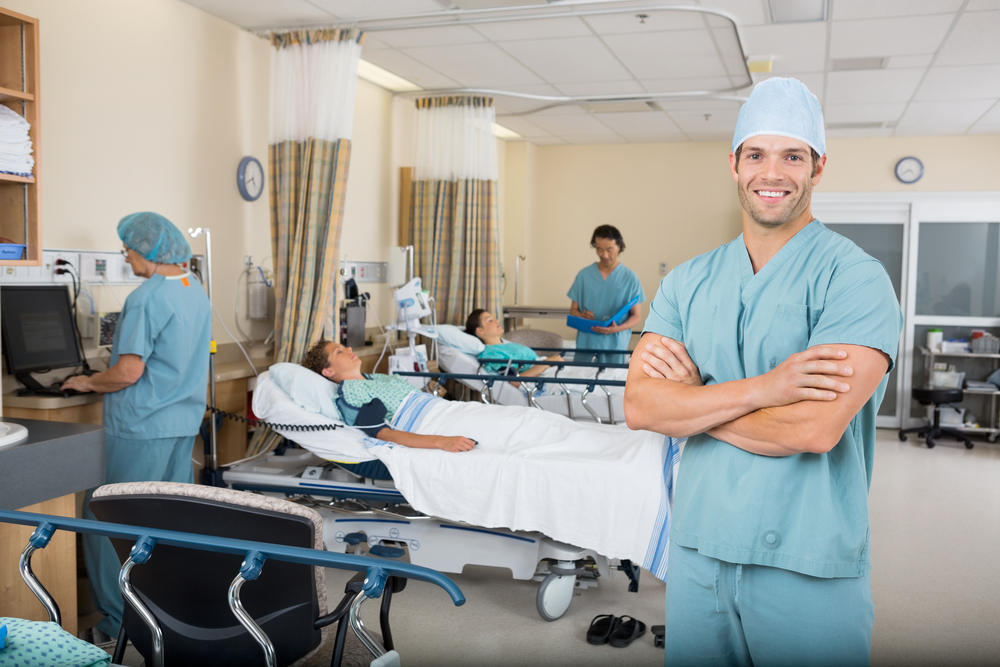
[340,260,387,283]
[43,251,82,284]
[659,262,669,276]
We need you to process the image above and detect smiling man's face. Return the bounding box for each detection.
[730,135,825,230]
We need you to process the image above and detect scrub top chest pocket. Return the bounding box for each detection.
[766,303,822,369]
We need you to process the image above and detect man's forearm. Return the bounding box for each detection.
[707,402,834,456]
[624,375,761,437]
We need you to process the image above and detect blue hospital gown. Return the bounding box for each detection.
[568,262,645,362]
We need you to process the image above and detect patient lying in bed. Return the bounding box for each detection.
[261,339,682,577]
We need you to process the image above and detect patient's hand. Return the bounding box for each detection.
[546,355,565,362]
[641,337,703,386]
[435,436,477,452]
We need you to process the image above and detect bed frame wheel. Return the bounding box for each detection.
[536,572,576,621]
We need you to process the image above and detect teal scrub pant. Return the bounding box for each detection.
[82,434,195,637]
[664,541,873,667]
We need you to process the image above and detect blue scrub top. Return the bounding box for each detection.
[103,273,212,439]
[567,263,645,361]
[643,220,903,578]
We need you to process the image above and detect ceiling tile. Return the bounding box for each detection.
[887,54,935,68]
[830,16,953,58]
[967,0,1000,8]
[369,26,487,48]
[560,135,627,145]
[500,36,634,84]
[825,127,896,139]
[640,76,736,93]
[667,109,740,135]
[594,111,683,134]
[492,116,551,137]
[915,65,1000,101]
[968,124,1000,134]
[976,102,1000,124]
[361,35,392,50]
[554,81,647,96]
[832,0,964,20]
[625,133,692,143]
[824,103,908,124]
[360,49,459,89]
[897,99,994,127]
[825,69,925,104]
[403,43,544,87]
[935,11,1000,65]
[604,30,728,80]
[472,17,592,41]
[699,0,770,27]
[738,23,828,74]
[582,8,710,34]
[182,0,334,30]
[893,125,971,136]
[527,137,569,146]
[308,0,442,20]
[527,113,618,136]
[659,98,744,112]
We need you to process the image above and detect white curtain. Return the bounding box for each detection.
[269,30,362,143]
[413,97,498,181]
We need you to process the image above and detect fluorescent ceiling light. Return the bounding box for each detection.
[768,0,827,23]
[747,59,773,73]
[357,59,421,92]
[493,123,522,139]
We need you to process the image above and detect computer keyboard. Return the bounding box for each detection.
[18,385,91,398]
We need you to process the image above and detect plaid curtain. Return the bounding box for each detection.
[409,96,502,325]
[268,28,362,363]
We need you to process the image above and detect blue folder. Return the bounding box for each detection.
[566,295,640,333]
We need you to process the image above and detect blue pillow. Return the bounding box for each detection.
[432,324,485,355]
[268,363,343,423]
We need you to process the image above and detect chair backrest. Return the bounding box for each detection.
[503,328,563,350]
[91,481,328,667]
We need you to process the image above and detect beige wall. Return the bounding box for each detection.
[506,133,1000,340]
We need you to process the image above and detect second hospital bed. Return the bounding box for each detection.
[225,370,682,621]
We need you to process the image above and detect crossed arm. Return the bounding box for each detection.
[623,332,890,456]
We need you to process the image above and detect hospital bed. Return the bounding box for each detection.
[437,344,629,423]
[224,370,680,622]
[0,497,464,667]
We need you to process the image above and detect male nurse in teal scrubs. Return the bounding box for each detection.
[624,78,903,666]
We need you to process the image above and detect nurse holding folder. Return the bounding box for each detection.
[567,225,645,363]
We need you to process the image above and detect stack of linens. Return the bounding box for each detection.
[0,104,34,178]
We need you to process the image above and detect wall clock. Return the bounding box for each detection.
[237,156,264,201]
[894,157,923,184]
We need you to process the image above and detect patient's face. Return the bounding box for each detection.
[321,342,362,380]
[476,312,504,339]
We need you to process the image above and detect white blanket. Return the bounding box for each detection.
[373,392,680,579]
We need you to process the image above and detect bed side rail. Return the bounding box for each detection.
[0,509,464,667]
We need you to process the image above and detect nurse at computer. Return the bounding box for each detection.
[567,225,645,363]
[61,211,212,642]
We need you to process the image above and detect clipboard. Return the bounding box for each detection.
[566,295,640,333]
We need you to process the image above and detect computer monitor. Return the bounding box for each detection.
[1,284,85,392]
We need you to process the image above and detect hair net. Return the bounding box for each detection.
[117,212,192,264]
[731,77,825,156]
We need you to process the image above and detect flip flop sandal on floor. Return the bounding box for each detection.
[609,616,646,648]
[586,614,620,645]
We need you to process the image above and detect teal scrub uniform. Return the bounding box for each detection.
[84,272,211,637]
[642,221,902,665]
[567,263,644,363]
[477,341,539,374]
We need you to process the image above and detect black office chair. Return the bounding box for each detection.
[89,481,397,667]
[898,387,973,449]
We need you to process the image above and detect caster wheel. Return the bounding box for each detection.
[989,434,997,443]
[965,440,974,450]
[926,439,936,449]
[536,572,576,622]
[898,432,907,442]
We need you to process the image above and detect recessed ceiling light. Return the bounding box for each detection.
[747,59,773,73]
[357,59,421,92]
[768,0,827,23]
[492,123,522,139]
[826,121,895,130]
[831,57,888,71]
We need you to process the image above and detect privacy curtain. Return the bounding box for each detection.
[409,96,502,326]
[269,28,363,363]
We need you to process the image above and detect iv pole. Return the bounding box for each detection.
[188,226,220,485]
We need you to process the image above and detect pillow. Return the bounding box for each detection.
[432,324,486,356]
[268,363,343,422]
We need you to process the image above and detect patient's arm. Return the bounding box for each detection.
[375,428,476,452]
[624,332,854,440]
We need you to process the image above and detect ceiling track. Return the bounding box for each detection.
[255,2,752,116]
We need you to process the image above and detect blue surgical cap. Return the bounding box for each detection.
[732,77,825,156]
[118,212,192,264]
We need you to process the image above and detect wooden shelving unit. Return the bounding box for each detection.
[0,6,40,266]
